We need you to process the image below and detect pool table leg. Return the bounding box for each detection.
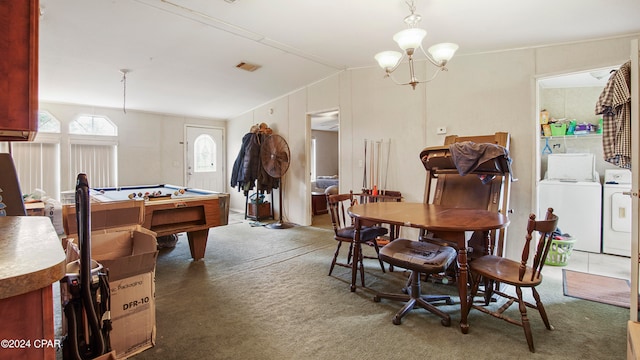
[187,229,209,261]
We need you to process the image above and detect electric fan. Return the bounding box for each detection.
[260,134,291,229]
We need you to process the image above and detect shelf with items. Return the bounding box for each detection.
[540,133,602,140]
[539,109,603,138]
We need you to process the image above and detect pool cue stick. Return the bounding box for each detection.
[376,140,381,192]
[370,139,374,191]
[383,138,391,194]
[363,139,367,189]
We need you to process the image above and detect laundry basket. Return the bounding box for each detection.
[545,237,576,266]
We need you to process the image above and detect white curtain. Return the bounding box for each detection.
[69,143,117,189]
[11,142,60,198]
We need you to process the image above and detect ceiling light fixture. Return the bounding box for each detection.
[374,0,458,90]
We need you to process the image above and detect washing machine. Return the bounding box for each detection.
[602,169,632,257]
[538,153,602,253]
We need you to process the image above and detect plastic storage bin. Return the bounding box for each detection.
[545,237,576,266]
[550,123,567,136]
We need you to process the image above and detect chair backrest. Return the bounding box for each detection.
[521,208,559,282]
[327,193,356,235]
[354,190,402,204]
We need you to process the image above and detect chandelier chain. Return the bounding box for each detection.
[405,0,416,15]
[120,69,128,114]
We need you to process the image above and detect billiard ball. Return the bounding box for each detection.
[138,192,143,198]
[128,193,135,199]
[179,188,185,194]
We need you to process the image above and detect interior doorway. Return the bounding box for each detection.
[308,109,339,228]
[535,66,630,281]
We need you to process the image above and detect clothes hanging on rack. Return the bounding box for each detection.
[230,132,261,193]
[230,132,279,195]
[595,60,631,169]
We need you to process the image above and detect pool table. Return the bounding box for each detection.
[90,184,230,261]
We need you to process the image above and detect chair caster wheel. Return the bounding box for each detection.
[401,287,408,294]
[373,296,381,303]
[445,298,454,305]
[441,318,451,327]
[392,316,402,325]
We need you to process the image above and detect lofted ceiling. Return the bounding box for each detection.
[38,0,640,120]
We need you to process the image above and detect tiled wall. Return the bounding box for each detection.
[539,86,620,182]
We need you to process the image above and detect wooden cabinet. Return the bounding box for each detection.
[0,0,39,141]
[311,192,328,215]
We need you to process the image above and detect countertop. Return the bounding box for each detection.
[0,216,66,299]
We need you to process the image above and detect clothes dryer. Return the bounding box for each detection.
[602,169,632,257]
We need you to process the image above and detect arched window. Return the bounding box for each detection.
[194,134,216,172]
[38,110,61,133]
[69,114,117,136]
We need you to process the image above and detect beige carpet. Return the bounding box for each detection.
[563,269,632,308]
[125,214,631,360]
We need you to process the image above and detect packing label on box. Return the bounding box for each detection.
[109,272,156,359]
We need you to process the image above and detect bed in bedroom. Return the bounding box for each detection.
[313,176,339,191]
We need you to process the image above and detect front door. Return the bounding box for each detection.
[186,126,224,192]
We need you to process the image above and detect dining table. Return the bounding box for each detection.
[348,201,509,334]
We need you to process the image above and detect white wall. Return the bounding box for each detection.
[39,102,226,191]
[227,35,638,260]
[312,130,338,177]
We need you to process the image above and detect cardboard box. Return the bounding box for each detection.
[24,200,45,216]
[63,200,158,359]
[109,272,156,358]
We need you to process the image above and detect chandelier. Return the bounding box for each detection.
[374,0,458,89]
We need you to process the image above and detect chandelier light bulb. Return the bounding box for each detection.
[375,51,403,71]
[427,43,459,65]
[393,28,427,52]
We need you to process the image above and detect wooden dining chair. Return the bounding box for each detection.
[352,190,402,243]
[466,208,559,353]
[327,193,388,286]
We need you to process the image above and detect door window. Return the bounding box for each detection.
[194,134,216,173]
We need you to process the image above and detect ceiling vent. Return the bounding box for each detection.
[236,62,261,72]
